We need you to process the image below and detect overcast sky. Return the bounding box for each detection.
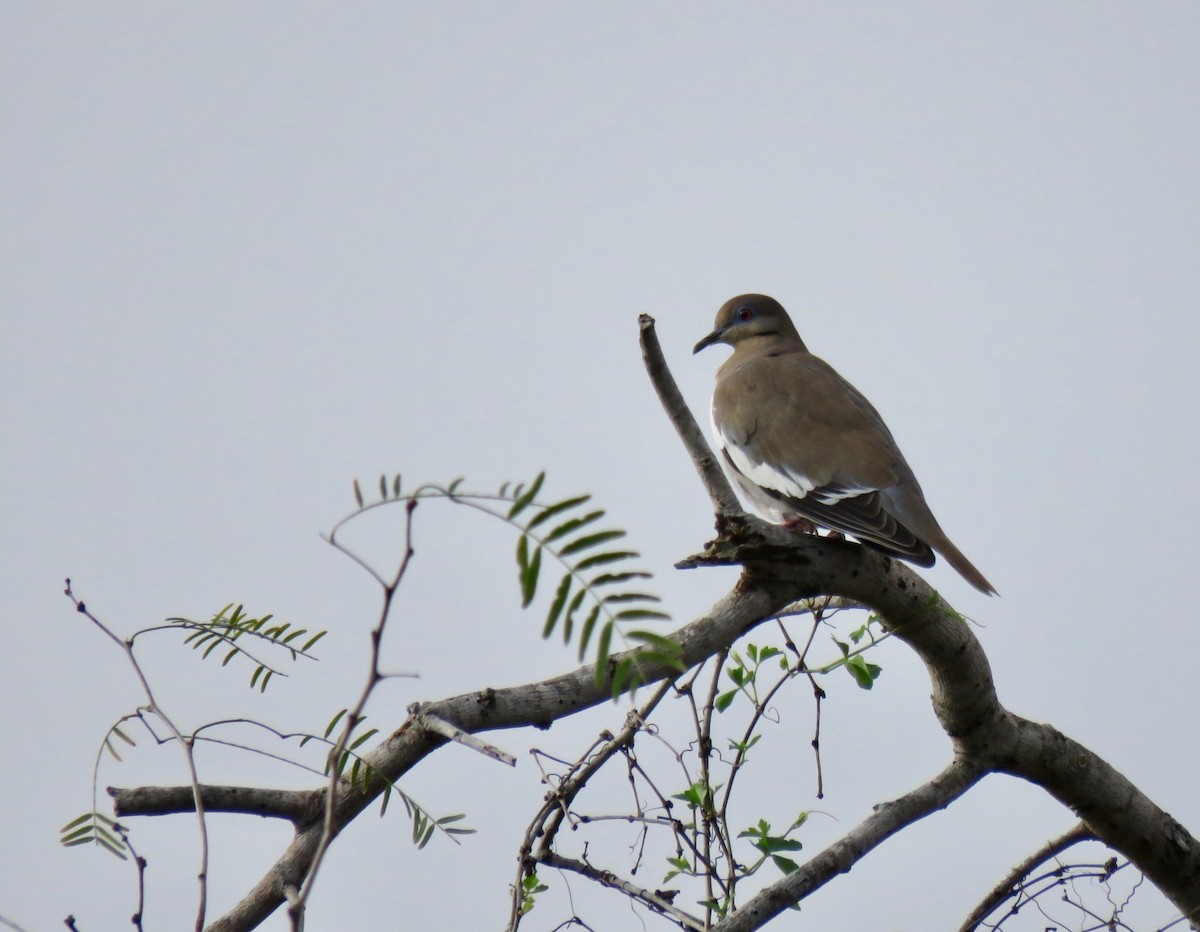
[3,4,1199,930]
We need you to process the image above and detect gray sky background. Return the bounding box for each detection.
[4,4,1199,930]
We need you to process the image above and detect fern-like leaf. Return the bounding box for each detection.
[337,471,672,695]
[492,474,671,683]
[59,812,128,860]
[165,604,327,691]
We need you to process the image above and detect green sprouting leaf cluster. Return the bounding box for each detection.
[662,853,696,885]
[672,779,722,819]
[516,871,549,917]
[848,614,884,647]
[715,643,788,712]
[60,812,127,859]
[170,603,327,692]
[829,614,885,689]
[738,813,808,875]
[663,809,810,895]
[664,784,807,916]
[832,641,881,689]
[505,472,680,697]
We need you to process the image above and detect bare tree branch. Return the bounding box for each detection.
[988,717,1200,925]
[712,756,987,932]
[110,785,321,824]
[958,821,1096,931]
[639,312,740,516]
[539,850,706,931]
[512,679,678,929]
[66,580,211,931]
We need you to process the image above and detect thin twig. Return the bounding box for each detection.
[416,711,517,766]
[712,757,988,932]
[289,497,419,925]
[111,823,147,932]
[510,679,677,931]
[958,821,1097,931]
[697,647,734,916]
[718,634,805,828]
[539,851,706,932]
[65,579,210,932]
[638,314,739,516]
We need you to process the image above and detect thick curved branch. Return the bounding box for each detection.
[681,530,1200,928]
[990,716,1200,925]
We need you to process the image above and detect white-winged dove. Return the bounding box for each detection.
[695,294,996,596]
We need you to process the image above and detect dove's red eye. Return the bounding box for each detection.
[737,306,753,322]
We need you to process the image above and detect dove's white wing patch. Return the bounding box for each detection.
[721,437,814,500]
[713,413,875,506]
[712,415,811,498]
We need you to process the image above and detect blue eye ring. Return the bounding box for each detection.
[736,305,754,322]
